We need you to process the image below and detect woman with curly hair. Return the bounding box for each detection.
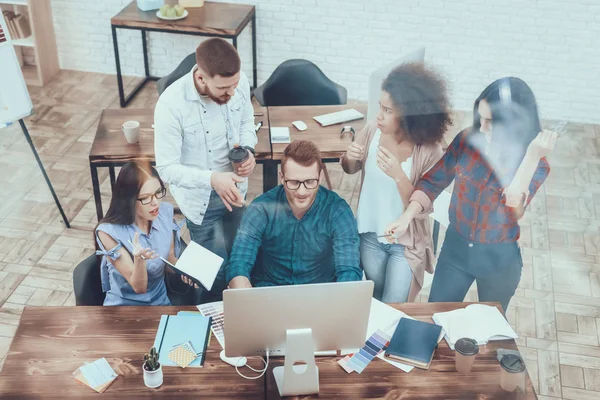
[340,62,452,303]
[386,77,556,311]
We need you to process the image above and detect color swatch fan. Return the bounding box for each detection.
[0,12,33,126]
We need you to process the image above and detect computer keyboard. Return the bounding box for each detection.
[313,108,364,127]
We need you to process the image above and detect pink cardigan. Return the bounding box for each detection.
[340,122,444,302]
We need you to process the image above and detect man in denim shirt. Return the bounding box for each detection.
[154,39,257,301]
[227,141,362,288]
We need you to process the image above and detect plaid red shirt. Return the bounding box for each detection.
[412,128,550,244]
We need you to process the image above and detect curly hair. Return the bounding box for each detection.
[381,63,452,145]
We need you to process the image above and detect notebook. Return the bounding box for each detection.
[163,240,223,291]
[73,358,118,393]
[384,318,442,370]
[432,304,518,350]
[153,314,212,367]
[270,127,291,143]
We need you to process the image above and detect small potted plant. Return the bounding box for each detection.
[143,347,163,388]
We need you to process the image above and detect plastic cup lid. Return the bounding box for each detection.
[500,354,526,373]
[455,338,479,356]
[228,146,249,163]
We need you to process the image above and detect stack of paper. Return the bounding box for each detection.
[73,358,118,393]
[153,312,212,367]
[270,127,291,143]
[432,304,518,350]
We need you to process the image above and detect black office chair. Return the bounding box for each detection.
[73,254,105,306]
[253,59,347,106]
[254,59,348,189]
[157,52,197,95]
[73,239,199,306]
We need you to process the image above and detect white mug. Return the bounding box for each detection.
[122,120,140,144]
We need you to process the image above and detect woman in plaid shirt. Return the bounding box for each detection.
[385,77,557,312]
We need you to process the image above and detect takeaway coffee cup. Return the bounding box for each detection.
[500,354,526,392]
[455,338,479,373]
[228,145,249,176]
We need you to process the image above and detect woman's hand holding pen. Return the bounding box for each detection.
[130,233,158,261]
[129,237,197,288]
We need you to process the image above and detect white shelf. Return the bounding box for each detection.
[12,35,33,47]
[0,1,28,6]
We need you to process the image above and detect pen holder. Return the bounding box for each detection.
[143,362,163,388]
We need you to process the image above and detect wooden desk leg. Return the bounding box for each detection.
[90,164,103,222]
[111,25,126,108]
[263,160,278,193]
[251,13,257,88]
[142,29,150,78]
[109,166,116,192]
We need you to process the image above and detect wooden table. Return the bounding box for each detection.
[261,104,368,191]
[89,107,271,221]
[0,306,265,399]
[266,302,536,400]
[0,303,535,399]
[111,1,257,107]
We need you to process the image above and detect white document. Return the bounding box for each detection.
[432,304,518,350]
[270,127,291,143]
[168,241,224,291]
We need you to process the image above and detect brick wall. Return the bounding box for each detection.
[49,0,600,123]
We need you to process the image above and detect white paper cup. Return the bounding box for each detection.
[122,120,140,144]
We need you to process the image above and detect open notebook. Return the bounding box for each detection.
[432,304,518,350]
[162,240,223,291]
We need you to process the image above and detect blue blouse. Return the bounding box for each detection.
[95,202,182,306]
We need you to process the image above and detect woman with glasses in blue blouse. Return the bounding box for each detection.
[95,162,196,306]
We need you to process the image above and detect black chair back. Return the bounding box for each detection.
[73,254,106,306]
[253,59,347,106]
[157,53,197,95]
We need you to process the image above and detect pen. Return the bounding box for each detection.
[254,112,264,116]
[127,239,174,266]
[376,234,394,238]
[255,121,263,132]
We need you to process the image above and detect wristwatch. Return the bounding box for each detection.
[340,126,356,141]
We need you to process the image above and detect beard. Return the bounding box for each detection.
[204,84,231,105]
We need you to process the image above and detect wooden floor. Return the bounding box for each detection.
[0,70,599,400]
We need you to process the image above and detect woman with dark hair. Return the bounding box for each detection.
[95,162,195,306]
[386,77,557,311]
[341,63,452,302]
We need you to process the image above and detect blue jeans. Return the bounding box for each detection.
[428,226,523,313]
[186,191,245,303]
[360,232,413,303]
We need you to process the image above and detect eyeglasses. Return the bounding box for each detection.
[283,178,319,190]
[137,187,166,205]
